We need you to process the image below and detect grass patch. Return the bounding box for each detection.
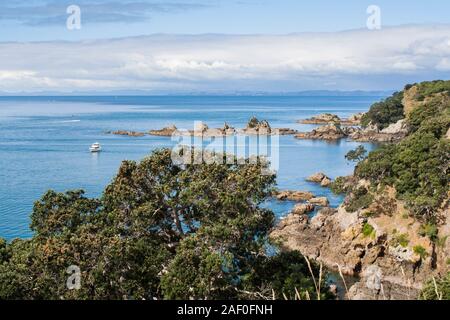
[362,223,376,239]
[392,233,409,248]
[413,245,428,259]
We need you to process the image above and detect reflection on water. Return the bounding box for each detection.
[90,151,100,167]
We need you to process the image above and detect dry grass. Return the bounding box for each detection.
[432,277,443,300]
[304,256,323,300]
[336,263,349,298]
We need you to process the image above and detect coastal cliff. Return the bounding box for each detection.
[272,80,450,300]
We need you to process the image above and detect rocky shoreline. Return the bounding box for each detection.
[295,113,409,142]
[298,113,364,126]
[108,112,409,144]
[270,200,442,300]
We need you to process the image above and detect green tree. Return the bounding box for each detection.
[0,149,331,300]
[360,91,405,129]
[345,146,368,163]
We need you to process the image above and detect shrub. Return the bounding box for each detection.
[345,187,374,212]
[362,223,376,238]
[360,91,405,129]
[329,176,352,194]
[345,146,368,163]
[392,233,409,248]
[413,245,428,260]
[419,223,439,242]
[356,115,450,220]
[413,80,450,100]
[420,272,450,300]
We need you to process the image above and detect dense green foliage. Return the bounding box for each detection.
[356,84,450,221]
[360,91,405,129]
[420,272,450,300]
[411,80,450,101]
[344,187,374,212]
[362,223,375,238]
[345,146,367,163]
[329,176,352,195]
[0,149,330,300]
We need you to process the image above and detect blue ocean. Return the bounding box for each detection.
[0,95,383,240]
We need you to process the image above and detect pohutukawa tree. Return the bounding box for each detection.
[0,149,332,300]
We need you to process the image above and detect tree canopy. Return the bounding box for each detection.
[356,82,450,221]
[360,91,405,129]
[0,149,331,300]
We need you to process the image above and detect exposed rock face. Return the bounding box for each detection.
[307,172,333,187]
[292,203,315,215]
[270,198,446,300]
[300,113,341,125]
[446,127,450,140]
[243,117,272,135]
[349,119,409,142]
[380,119,409,135]
[110,130,145,137]
[347,263,423,300]
[321,177,332,187]
[295,123,346,140]
[274,190,315,201]
[344,113,364,125]
[222,122,237,136]
[308,197,329,207]
[295,111,410,142]
[148,119,298,138]
[148,125,178,137]
[299,113,363,125]
[307,173,327,183]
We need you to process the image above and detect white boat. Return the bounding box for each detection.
[89,142,102,153]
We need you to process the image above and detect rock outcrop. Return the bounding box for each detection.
[349,119,409,142]
[295,123,346,140]
[307,172,328,183]
[307,172,332,187]
[343,113,364,125]
[147,119,298,138]
[299,113,363,125]
[292,203,315,215]
[271,194,447,300]
[277,128,299,135]
[299,113,341,125]
[321,177,332,187]
[148,125,178,136]
[308,197,329,207]
[109,130,146,137]
[274,190,315,202]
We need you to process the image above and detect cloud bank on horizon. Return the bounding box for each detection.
[1,25,450,93]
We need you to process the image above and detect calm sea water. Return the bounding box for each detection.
[0,96,383,240]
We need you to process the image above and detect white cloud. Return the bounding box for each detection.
[436,58,450,71]
[1,25,450,93]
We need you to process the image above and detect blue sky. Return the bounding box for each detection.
[2,0,450,41]
[0,1,450,93]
